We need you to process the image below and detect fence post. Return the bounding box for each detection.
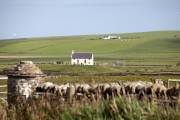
[67,85,75,104]
[167,80,169,88]
[178,85,180,100]
[165,81,168,88]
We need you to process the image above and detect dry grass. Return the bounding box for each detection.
[0,94,180,120]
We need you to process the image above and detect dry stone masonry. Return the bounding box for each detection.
[8,61,45,106]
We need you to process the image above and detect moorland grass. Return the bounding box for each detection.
[1,95,180,120]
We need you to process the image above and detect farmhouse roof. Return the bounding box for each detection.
[72,53,93,59]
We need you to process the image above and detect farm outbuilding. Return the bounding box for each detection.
[71,50,94,65]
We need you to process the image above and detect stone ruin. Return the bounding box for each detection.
[7,61,45,106]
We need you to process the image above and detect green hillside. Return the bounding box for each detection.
[0,30,180,80]
[0,31,180,64]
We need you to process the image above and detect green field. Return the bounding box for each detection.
[1,31,180,120]
[0,30,180,79]
[1,31,180,59]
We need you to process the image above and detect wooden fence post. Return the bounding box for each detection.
[178,85,180,100]
[67,85,75,104]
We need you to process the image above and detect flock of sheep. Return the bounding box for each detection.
[34,80,180,103]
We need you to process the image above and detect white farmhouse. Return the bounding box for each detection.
[102,35,120,40]
[71,51,94,65]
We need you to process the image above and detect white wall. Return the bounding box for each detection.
[71,58,93,65]
[71,54,94,65]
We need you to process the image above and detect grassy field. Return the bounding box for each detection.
[0,31,180,57]
[0,30,180,77]
[0,31,180,119]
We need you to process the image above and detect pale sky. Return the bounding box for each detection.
[0,0,180,39]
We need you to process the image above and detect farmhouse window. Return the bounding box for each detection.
[84,60,86,63]
[77,60,79,63]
